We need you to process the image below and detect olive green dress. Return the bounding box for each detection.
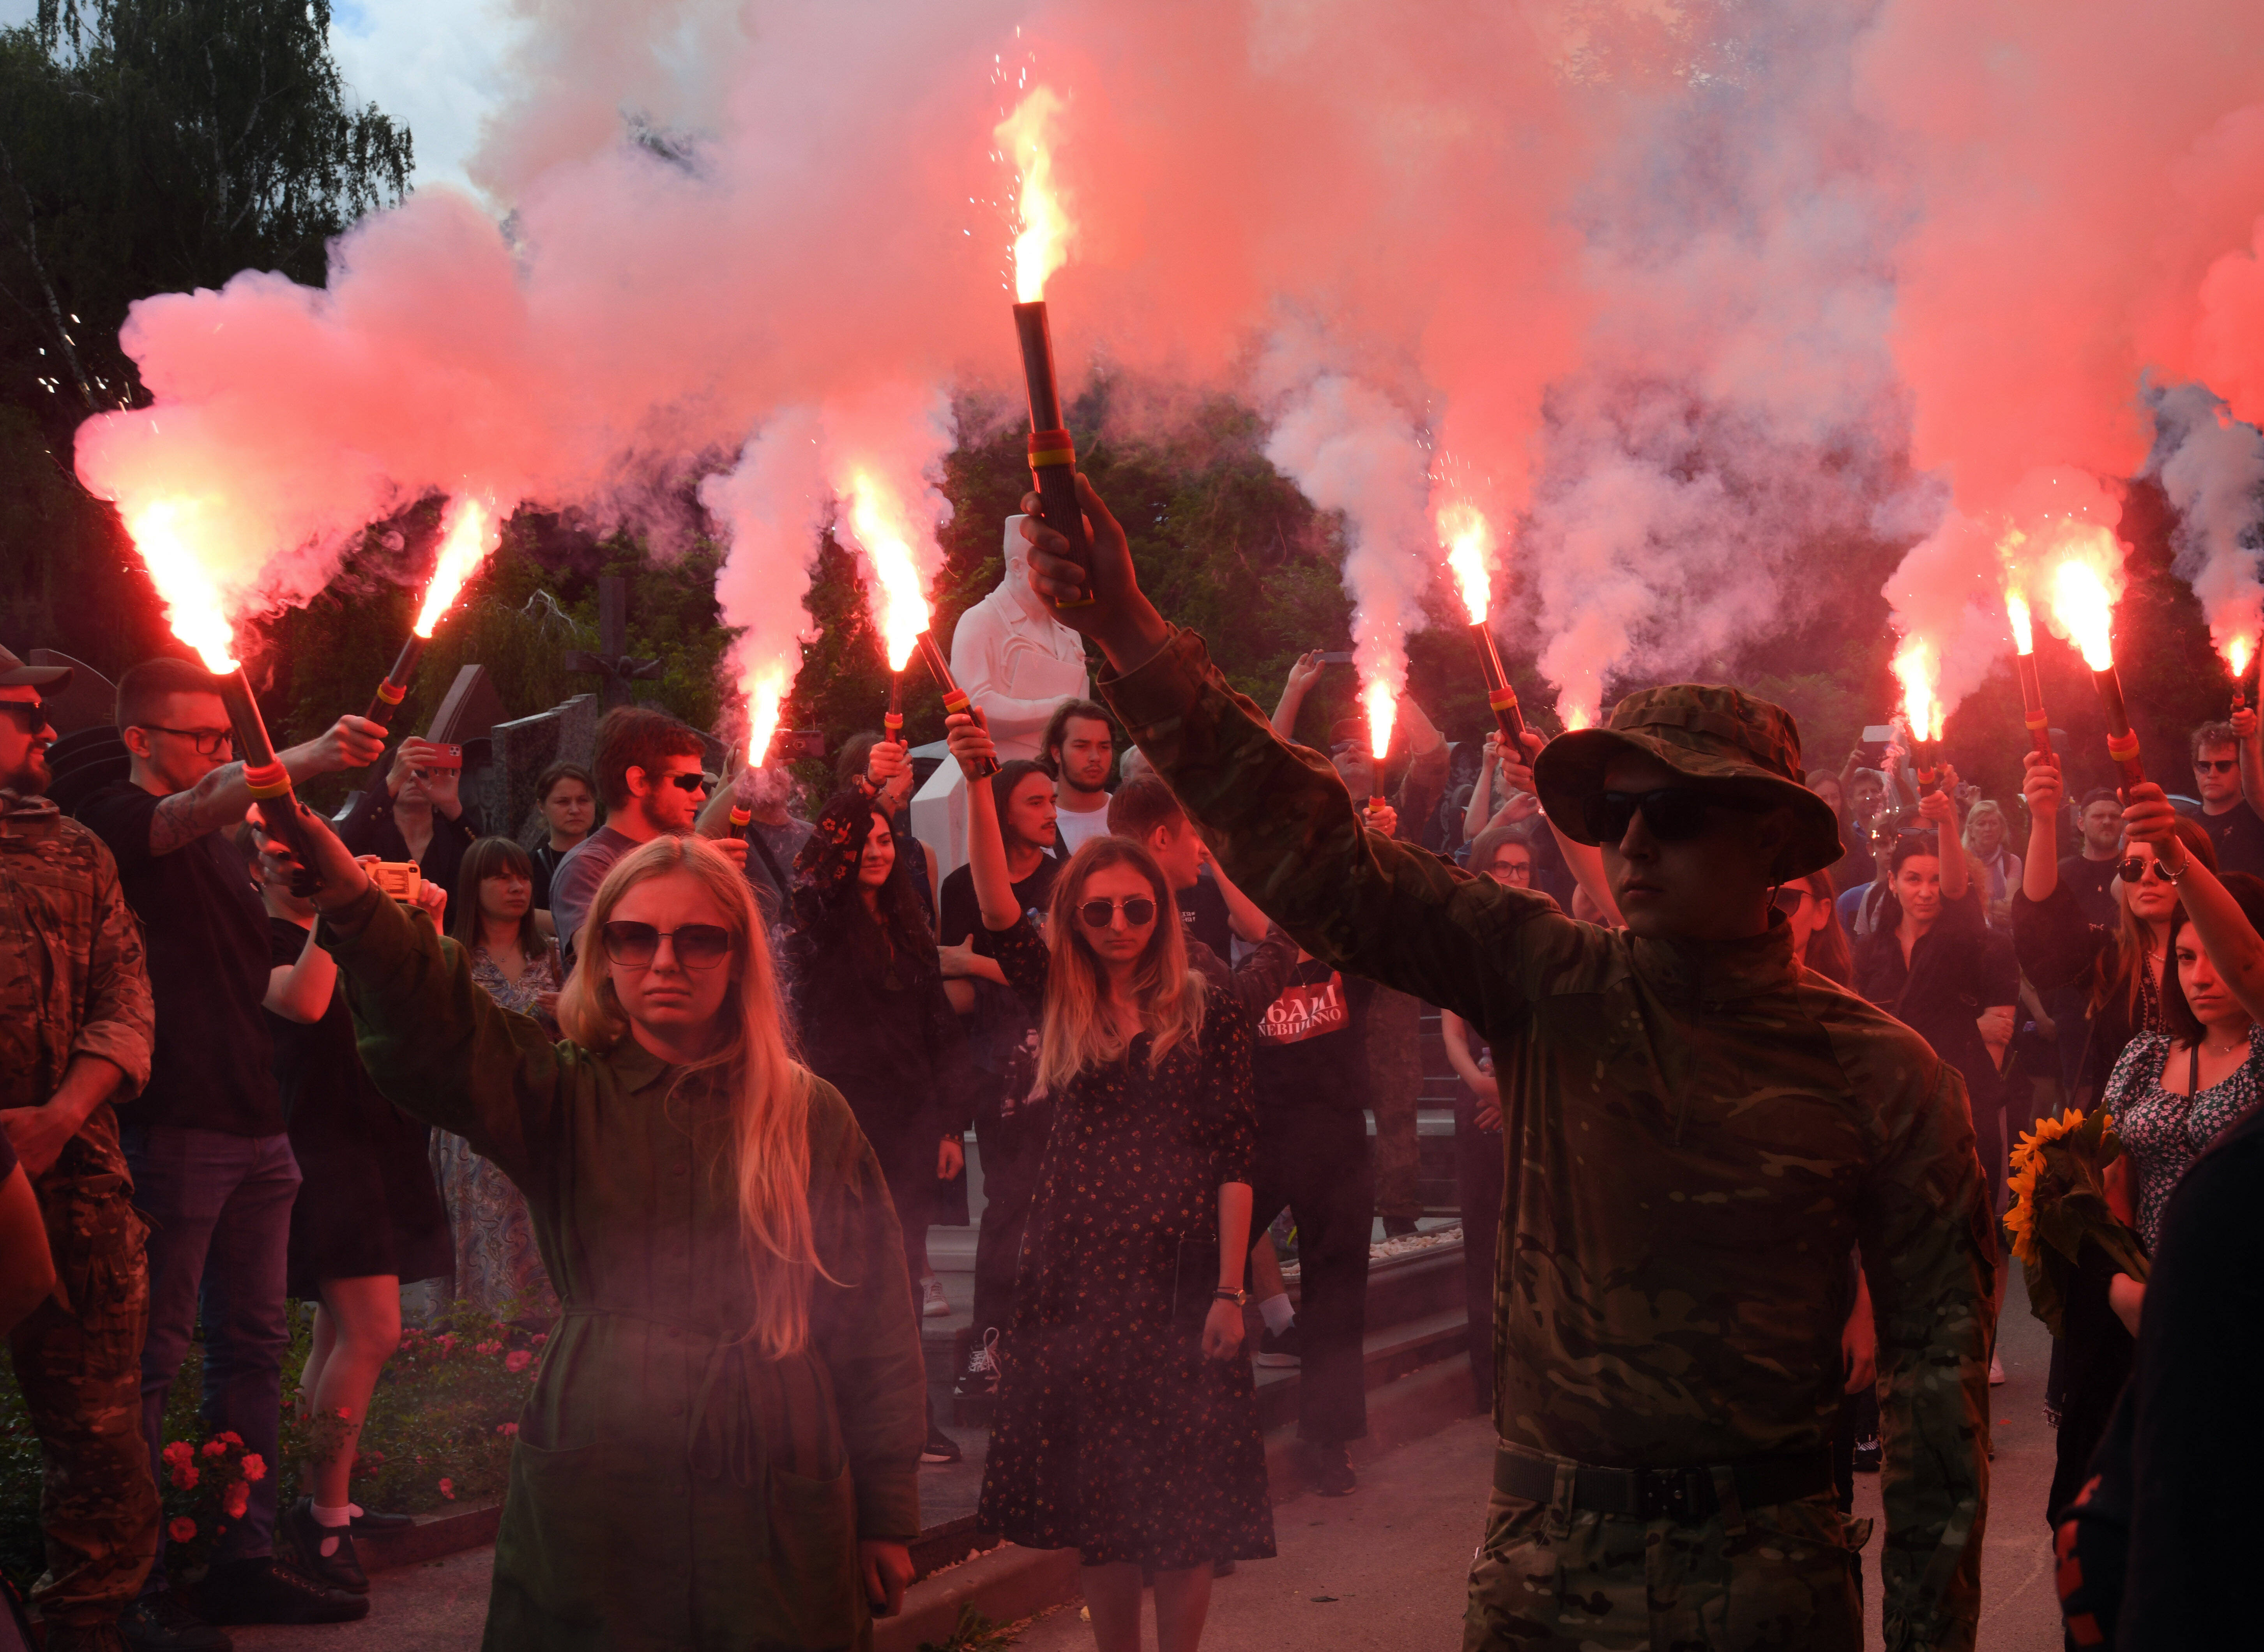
[321,887,926,1651]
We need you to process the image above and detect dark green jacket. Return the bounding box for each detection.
[1104,629,1994,1652]
[323,887,925,1651]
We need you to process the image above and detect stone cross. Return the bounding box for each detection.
[562,576,662,710]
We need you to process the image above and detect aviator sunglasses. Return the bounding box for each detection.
[1076,896,1158,929]
[599,921,734,968]
[2116,857,2180,885]
[1582,786,1769,845]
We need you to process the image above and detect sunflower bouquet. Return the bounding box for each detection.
[2005,1108,2149,1338]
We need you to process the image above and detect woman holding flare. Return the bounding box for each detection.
[270,807,927,1648]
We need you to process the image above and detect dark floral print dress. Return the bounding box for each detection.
[974,917,1276,1568]
[2102,1026,2264,1251]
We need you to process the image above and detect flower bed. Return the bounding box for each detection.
[2,1297,540,1594]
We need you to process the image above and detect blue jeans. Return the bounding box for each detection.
[120,1124,301,1584]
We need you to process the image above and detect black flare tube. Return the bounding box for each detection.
[2237,652,2261,715]
[364,633,427,728]
[912,629,998,778]
[1012,300,1092,608]
[1910,739,1942,797]
[1467,620,1529,753]
[2015,652,2055,759]
[2091,666,2147,787]
[886,674,906,751]
[216,669,320,895]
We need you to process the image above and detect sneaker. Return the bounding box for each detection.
[955,1328,1001,1396]
[920,1425,964,1466]
[1989,1354,2006,1387]
[119,1594,233,1652]
[1852,1436,1882,1474]
[348,1503,416,1537]
[282,1496,369,1594]
[1254,1321,1304,1369]
[1301,1440,1357,1497]
[194,1558,368,1626]
[920,1276,951,1319]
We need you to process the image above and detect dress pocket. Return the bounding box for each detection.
[767,1465,864,1650]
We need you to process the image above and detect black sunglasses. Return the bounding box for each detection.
[140,724,236,759]
[2195,759,2238,774]
[1076,896,1158,929]
[0,698,51,730]
[599,921,734,968]
[661,772,708,794]
[1582,787,1767,845]
[2116,857,2177,885]
[1771,885,1815,915]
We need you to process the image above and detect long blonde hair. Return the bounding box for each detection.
[557,835,825,1357]
[1035,837,1208,1095]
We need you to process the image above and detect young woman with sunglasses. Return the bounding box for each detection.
[943,714,1273,1652]
[1776,870,1852,986]
[783,741,977,1461]
[2015,750,2221,1527]
[273,809,928,1647]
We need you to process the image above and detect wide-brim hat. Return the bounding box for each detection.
[1532,684,1844,881]
[0,644,70,691]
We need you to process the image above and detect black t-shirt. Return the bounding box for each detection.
[1249,957,1375,1119]
[2059,853,2123,929]
[938,854,1060,948]
[77,780,285,1136]
[1178,871,1233,959]
[2179,799,2264,879]
[263,916,352,1126]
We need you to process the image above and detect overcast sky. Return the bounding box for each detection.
[1,0,514,195]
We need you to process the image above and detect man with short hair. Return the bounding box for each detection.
[937,760,1058,948]
[75,655,382,1643]
[695,760,810,921]
[1037,698,1115,855]
[2061,788,2126,929]
[1106,774,1271,956]
[549,706,743,958]
[1016,475,1992,1652]
[0,647,161,1652]
[2176,715,2264,877]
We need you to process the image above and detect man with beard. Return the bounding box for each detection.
[1014,474,1993,1652]
[1039,697,1117,855]
[0,647,160,1652]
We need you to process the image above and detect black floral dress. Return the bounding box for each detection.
[974,918,1276,1568]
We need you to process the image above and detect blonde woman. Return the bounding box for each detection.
[281,812,926,1647]
[1962,797,2023,926]
[948,713,1272,1652]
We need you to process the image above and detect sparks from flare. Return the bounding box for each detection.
[1439,500,1493,623]
[1891,639,1940,743]
[744,674,786,769]
[2048,559,2117,671]
[127,499,239,671]
[414,498,498,636]
[997,87,1070,302]
[2005,590,2035,656]
[1363,679,1397,760]
[845,472,931,672]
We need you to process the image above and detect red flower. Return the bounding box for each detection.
[496,1422,519,1437]
[168,1517,197,1543]
[438,1477,456,1500]
[200,1440,227,1459]
[169,1464,199,1491]
[223,1482,249,1520]
[475,1339,502,1357]
[161,1440,193,1467]
[217,1431,243,1446]
[504,1350,532,1373]
[240,1453,266,1482]
[531,1332,548,1347]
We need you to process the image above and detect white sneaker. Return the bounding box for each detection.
[921,1275,951,1318]
[1988,1354,2006,1386]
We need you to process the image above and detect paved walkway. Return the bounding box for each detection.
[230,1274,2068,1652]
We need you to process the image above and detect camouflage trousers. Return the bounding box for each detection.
[1365,985,1424,1220]
[5,1170,158,1625]
[1464,1467,1869,1650]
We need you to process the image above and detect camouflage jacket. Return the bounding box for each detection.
[1104,629,1994,1651]
[0,791,154,1181]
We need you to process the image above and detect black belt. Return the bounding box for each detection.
[1493,1441,1833,1524]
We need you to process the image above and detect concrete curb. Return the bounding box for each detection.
[358,1503,504,1574]
[874,1350,1482,1650]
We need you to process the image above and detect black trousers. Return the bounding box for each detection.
[1249,1107,1374,1445]
[971,1090,1045,1346]
[1454,1094,1504,1413]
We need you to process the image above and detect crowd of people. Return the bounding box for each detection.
[4,476,2264,1650]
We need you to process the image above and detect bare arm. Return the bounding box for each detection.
[1490,728,1624,925]
[2237,707,2264,812]
[0,1163,55,1336]
[1271,650,1324,739]
[0,1055,131,1181]
[945,713,1022,932]
[2020,751,2065,902]
[1203,850,1273,945]
[2125,783,2264,1026]
[1463,737,1502,844]
[1919,773,1969,901]
[263,919,337,1024]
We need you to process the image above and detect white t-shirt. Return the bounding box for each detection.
[1053,798,1113,855]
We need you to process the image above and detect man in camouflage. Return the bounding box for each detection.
[1015,476,1994,1651]
[0,645,161,1651]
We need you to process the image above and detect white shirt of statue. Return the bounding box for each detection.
[950,516,1091,762]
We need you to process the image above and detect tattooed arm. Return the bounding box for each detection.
[147,714,387,857]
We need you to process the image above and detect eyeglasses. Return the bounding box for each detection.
[1582,787,1766,845]
[2195,759,2238,774]
[599,921,734,969]
[140,725,235,759]
[0,699,51,731]
[2116,857,2179,885]
[661,772,708,794]
[1771,886,1816,915]
[1076,896,1158,929]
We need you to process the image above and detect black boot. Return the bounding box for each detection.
[282,1496,370,1594]
[193,1558,368,1625]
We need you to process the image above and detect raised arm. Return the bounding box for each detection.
[1200,848,1273,945]
[1271,650,1325,739]
[1463,737,1503,844]
[2124,782,2264,1027]
[1918,776,1969,901]
[147,713,386,856]
[2019,751,2065,903]
[2236,707,2264,814]
[1494,728,1624,926]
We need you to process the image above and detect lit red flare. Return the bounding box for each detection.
[1363,678,1397,760]
[1440,502,1529,754]
[845,473,931,673]
[366,498,499,728]
[2048,557,2144,786]
[2005,591,2054,760]
[128,499,240,673]
[910,630,998,779]
[1891,638,1942,792]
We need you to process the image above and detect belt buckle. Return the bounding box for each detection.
[1642,1468,1697,1522]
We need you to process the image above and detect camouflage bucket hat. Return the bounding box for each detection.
[1531,684,1844,880]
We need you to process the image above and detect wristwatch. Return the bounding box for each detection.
[1212,1287,1250,1307]
[2160,852,2193,882]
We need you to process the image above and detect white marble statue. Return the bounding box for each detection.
[948,515,1092,759]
